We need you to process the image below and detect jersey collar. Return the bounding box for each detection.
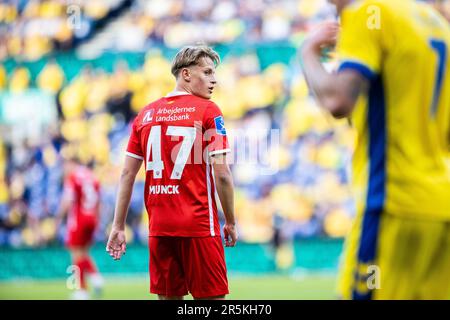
[165,91,191,97]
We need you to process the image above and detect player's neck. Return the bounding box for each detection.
[167,85,192,97]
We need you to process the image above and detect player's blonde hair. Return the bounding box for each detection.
[171,45,220,78]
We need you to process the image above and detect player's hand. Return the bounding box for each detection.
[302,21,339,56]
[106,227,127,260]
[223,223,238,247]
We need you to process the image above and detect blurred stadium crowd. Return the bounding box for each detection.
[0,0,449,248]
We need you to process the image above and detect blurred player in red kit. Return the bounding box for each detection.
[107,45,238,300]
[56,154,104,299]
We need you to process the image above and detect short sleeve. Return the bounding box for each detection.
[126,117,144,160]
[203,102,231,157]
[337,1,386,80]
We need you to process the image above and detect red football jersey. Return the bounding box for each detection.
[63,165,101,231]
[126,93,230,237]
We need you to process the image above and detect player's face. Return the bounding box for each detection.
[187,57,217,99]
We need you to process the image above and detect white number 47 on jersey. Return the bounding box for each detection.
[146,125,196,180]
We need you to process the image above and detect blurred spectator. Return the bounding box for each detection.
[37,58,65,94]
[0,64,7,89]
[9,66,31,93]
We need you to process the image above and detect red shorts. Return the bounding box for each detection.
[149,236,229,299]
[66,217,97,248]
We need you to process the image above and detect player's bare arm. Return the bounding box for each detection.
[301,21,369,118]
[55,190,73,230]
[107,156,142,260]
[211,153,238,247]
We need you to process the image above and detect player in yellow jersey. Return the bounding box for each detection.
[301,0,450,299]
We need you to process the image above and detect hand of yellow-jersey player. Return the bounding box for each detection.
[106,228,126,260]
[223,223,238,247]
[302,21,339,56]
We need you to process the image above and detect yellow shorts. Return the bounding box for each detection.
[337,211,450,300]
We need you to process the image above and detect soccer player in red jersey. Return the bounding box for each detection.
[56,155,104,299]
[107,45,238,300]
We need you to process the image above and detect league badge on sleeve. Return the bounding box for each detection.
[214,116,227,135]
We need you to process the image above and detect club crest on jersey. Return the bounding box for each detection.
[214,116,226,135]
[142,110,154,124]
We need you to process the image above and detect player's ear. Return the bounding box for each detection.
[181,68,191,82]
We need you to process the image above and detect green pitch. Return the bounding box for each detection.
[0,273,336,300]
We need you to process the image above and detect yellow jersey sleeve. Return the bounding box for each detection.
[337,1,389,79]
